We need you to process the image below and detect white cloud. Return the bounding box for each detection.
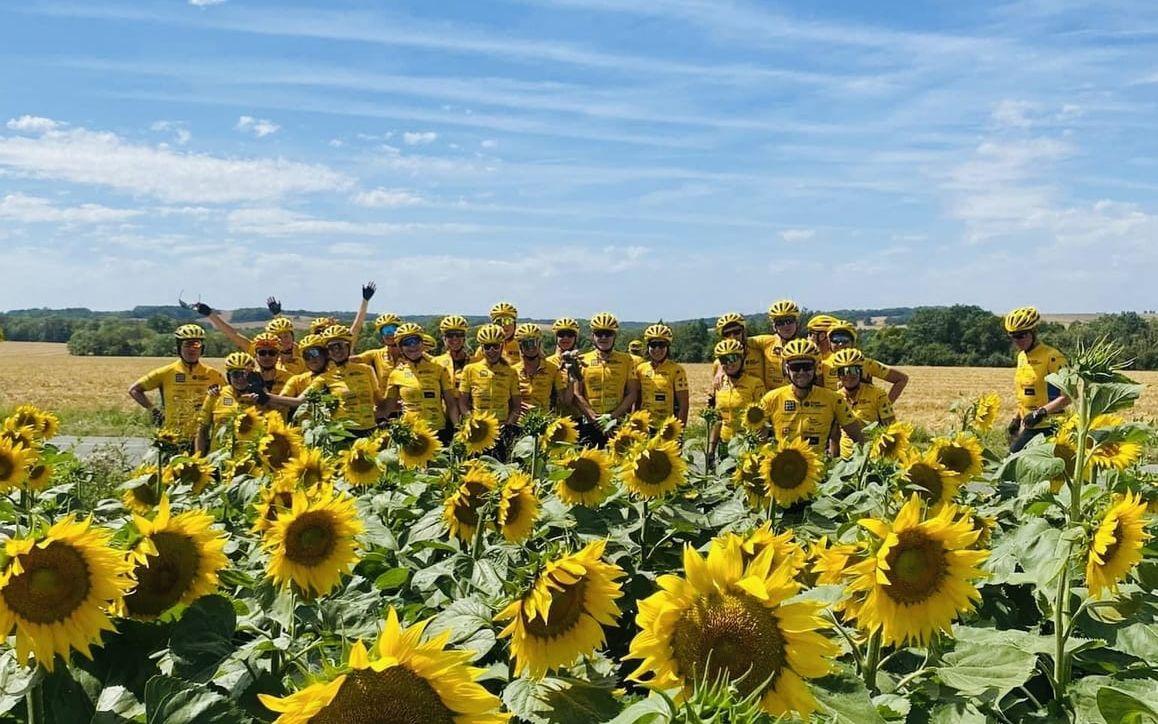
[403,131,438,145]
[352,188,425,207]
[6,116,62,133]
[480,139,499,149]
[235,115,281,137]
[189,0,226,6]
[226,207,473,236]
[0,193,142,224]
[150,120,191,145]
[779,228,816,243]
[991,99,1039,128]
[0,122,350,203]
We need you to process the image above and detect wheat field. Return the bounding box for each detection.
[3,342,1157,433]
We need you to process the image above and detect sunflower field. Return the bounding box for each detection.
[0,340,1154,723]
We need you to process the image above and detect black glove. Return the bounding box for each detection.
[266,297,282,315]
[1026,408,1047,427]
[194,302,212,317]
[150,408,164,426]
[1007,416,1021,436]
[362,282,376,301]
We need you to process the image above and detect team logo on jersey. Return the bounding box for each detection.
[175,374,186,382]
[806,435,820,446]
[423,391,436,399]
[1024,387,1036,396]
[784,400,796,412]
[655,393,666,401]
[223,397,234,406]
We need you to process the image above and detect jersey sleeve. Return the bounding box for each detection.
[135,364,169,391]
[865,358,891,379]
[457,365,473,395]
[207,366,226,387]
[833,394,857,427]
[1049,351,1068,373]
[674,364,689,392]
[437,364,456,397]
[367,366,383,403]
[198,393,215,426]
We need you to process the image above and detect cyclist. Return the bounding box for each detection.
[707,338,766,462]
[823,320,909,402]
[383,323,461,442]
[573,313,639,445]
[763,299,801,390]
[635,324,689,427]
[195,352,272,453]
[129,324,225,447]
[712,313,771,386]
[831,348,895,458]
[487,301,521,363]
[275,334,330,400]
[627,339,646,366]
[249,332,293,394]
[319,324,385,436]
[433,315,471,387]
[547,317,584,418]
[459,324,522,449]
[760,339,862,457]
[352,313,404,384]
[512,323,570,417]
[1005,306,1069,452]
[422,334,438,354]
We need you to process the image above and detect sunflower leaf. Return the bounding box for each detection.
[1097,687,1158,723]
[1070,676,1158,724]
[935,640,1037,697]
[168,595,237,683]
[143,675,249,724]
[812,667,885,723]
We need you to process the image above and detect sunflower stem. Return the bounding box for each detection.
[639,500,650,562]
[1054,380,1090,699]
[862,629,883,692]
[25,669,43,724]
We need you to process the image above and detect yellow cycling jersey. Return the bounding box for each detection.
[460,359,521,421]
[714,373,766,442]
[351,346,399,385]
[388,357,457,431]
[259,366,293,395]
[629,353,646,367]
[275,350,306,376]
[546,351,582,417]
[712,335,772,389]
[760,385,856,455]
[512,358,566,414]
[197,386,271,449]
[838,383,896,458]
[433,351,471,388]
[135,360,226,442]
[321,362,382,430]
[579,350,635,416]
[1014,342,1068,427]
[471,339,521,365]
[280,370,327,398]
[820,354,891,391]
[636,359,689,421]
[762,335,796,389]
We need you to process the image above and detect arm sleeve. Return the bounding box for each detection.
[866,358,891,379]
[135,365,167,391]
[674,365,689,392]
[834,396,857,427]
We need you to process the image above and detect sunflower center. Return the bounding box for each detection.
[935,446,972,475]
[176,465,201,486]
[635,449,673,487]
[467,422,490,444]
[907,464,944,503]
[348,453,377,474]
[0,455,14,480]
[237,414,257,436]
[284,512,337,567]
[670,591,786,695]
[566,458,601,493]
[124,531,201,617]
[767,449,807,489]
[405,435,431,456]
[503,492,523,526]
[1053,443,1076,478]
[1101,520,1124,565]
[264,434,294,469]
[132,482,161,507]
[882,530,948,605]
[525,578,587,639]
[1,541,92,624]
[312,666,456,724]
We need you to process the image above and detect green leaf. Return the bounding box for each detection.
[928,700,987,724]
[813,668,885,724]
[1113,623,1158,662]
[373,567,409,590]
[42,665,97,723]
[168,595,237,683]
[144,675,249,724]
[1088,382,1145,417]
[998,442,1064,486]
[427,597,496,661]
[503,676,622,724]
[605,695,671,724]
[936,639,1037,697]
[873,693,911,721]
[1097,687,1158,724]
[1071,675,1158,724]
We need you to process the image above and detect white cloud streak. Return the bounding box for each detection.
[235,115,281,137]
[0,193,143,224]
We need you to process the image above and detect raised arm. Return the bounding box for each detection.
[350,282,376,340]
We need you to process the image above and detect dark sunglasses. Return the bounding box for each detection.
[1009,331,1031,340]
[838,365,863,376]
[303,349,325,360]
[444,331,465,339]
[483,343,502,351]
[772,317,795,327]
[227,369,249,378]
[787,362,815,372]
[255,349,279,357]
[593,330,615,338]
[494,316,514,326]
[519,339,539,349]
[379,325,398,337]
[721,326,744,336]
[399,336,423,347]
[719,354,742,365]
[180,340,203,347]
[326,341,348,350]
[556,330,577,339]
[647,340,668,348]
[830,334,854,345]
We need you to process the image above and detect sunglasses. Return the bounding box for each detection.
[838,365,863,376]
[255,349,279,357]
[228,369,249,378]
[181,340,203,348]
[593,330,615,338]
[787,362,815,372]
[326,341,348,350]
[648,340,668,348]
[721,326,744,337]
[1009,331,1031,340]
[519,339,540,349]
[399,336,422,347]
[772,317,795,327]
[483,343,502,351]
[444,331,465,339]
[379,325,398,337]
[830,334,854,345]
[303,349,325,360]
[494,316,514,326]
[719,354,742,365]
[556,330,577,339]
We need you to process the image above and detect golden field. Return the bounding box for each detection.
[2,342,1157,433]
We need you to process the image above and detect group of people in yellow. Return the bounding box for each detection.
[128,292,1066,461]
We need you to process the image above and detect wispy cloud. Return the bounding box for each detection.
[0,192,142,224]
[235,115,280,137]
[402,131,437,145]
[352,188,425,207]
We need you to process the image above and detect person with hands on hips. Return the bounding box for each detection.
[1004,306,1069,452]
[129,324,225,448]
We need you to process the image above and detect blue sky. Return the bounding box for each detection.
[1,0,1156,320]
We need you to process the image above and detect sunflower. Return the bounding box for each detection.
[731,449,769,509]
[760,438,823,507]
[444,466,497,542]
[122,465,164,515]
[971,392,1001,433]
[260,607,509,723]
[264,485,364,598]
[870,421,913,461]
[556,449,613,506]
[118,497,228,619]
[717,523,806,577]
[224,452,260,481]
[542,416,580,451]
[741,403,767,433]
[233,407,266,442]
[497,472,540,543]
[900,449,961,508]
[340,438,382,486]
[259,418,305,472]
[931,433,984,482]
[279,447,332,489]
[622,438,686,500]
[457,411,501,455]
[844,494,989,646]
[655,416,684,444]
[252,477,298,534]
[1086,415,1143,471]
[626,410,652,435]
[397,415,442,469]
[608,428,646,460]
[0,421,39,452]
[0,516,133,670]
[1086,490,1151,599]
[809,536,863,586]
[0,437,33,491]
[496,540,625,677]
[627,538,838,718]
[5,405,59,441]
[24,459,53,491]
[164,456,215,495]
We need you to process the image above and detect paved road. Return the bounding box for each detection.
[53,435,153,461]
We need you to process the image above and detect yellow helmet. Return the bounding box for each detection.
[321,324,353,343]
[767,299,801,319]
[439,315,469,333]
[714,338,745,358]
[298,334,326,352]
[394,323,424,343]
[224,351,255,371]
[421,334,438,350]
[174,324,206,340]
[477,324,506,345]
[251,332,281,351]
[590,312,619,332]
[806,314,839,333]
[1004,306,1040,333]
[644,324,673,343]
[715,312,746,333]
[551,317,580,333]
[514,323,542,342]
[374,313,402,332]
[782,339,820,362]
[831,348,865,368]
[309,316,339,335]
[265,316,294,334]
[489,302,518,322]
[827,320,857,343]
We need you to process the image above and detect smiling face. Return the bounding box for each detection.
[444,330,465,352]
[593,329,616,352]
[483,342,503,363]
[555,330,577,352]
[648,339,669,362]
[1010,330,1035,351]
[399,335,424,361]
[786,359,816,389]
[519,337,540,359]
[838,365,862,390]
[771,317,797,340]
[719,353,743,376]
[303,347,328,372]
[178,339,203,365]
[228,367,253,393]
[255,348,280,370]
[327,340,350,364]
